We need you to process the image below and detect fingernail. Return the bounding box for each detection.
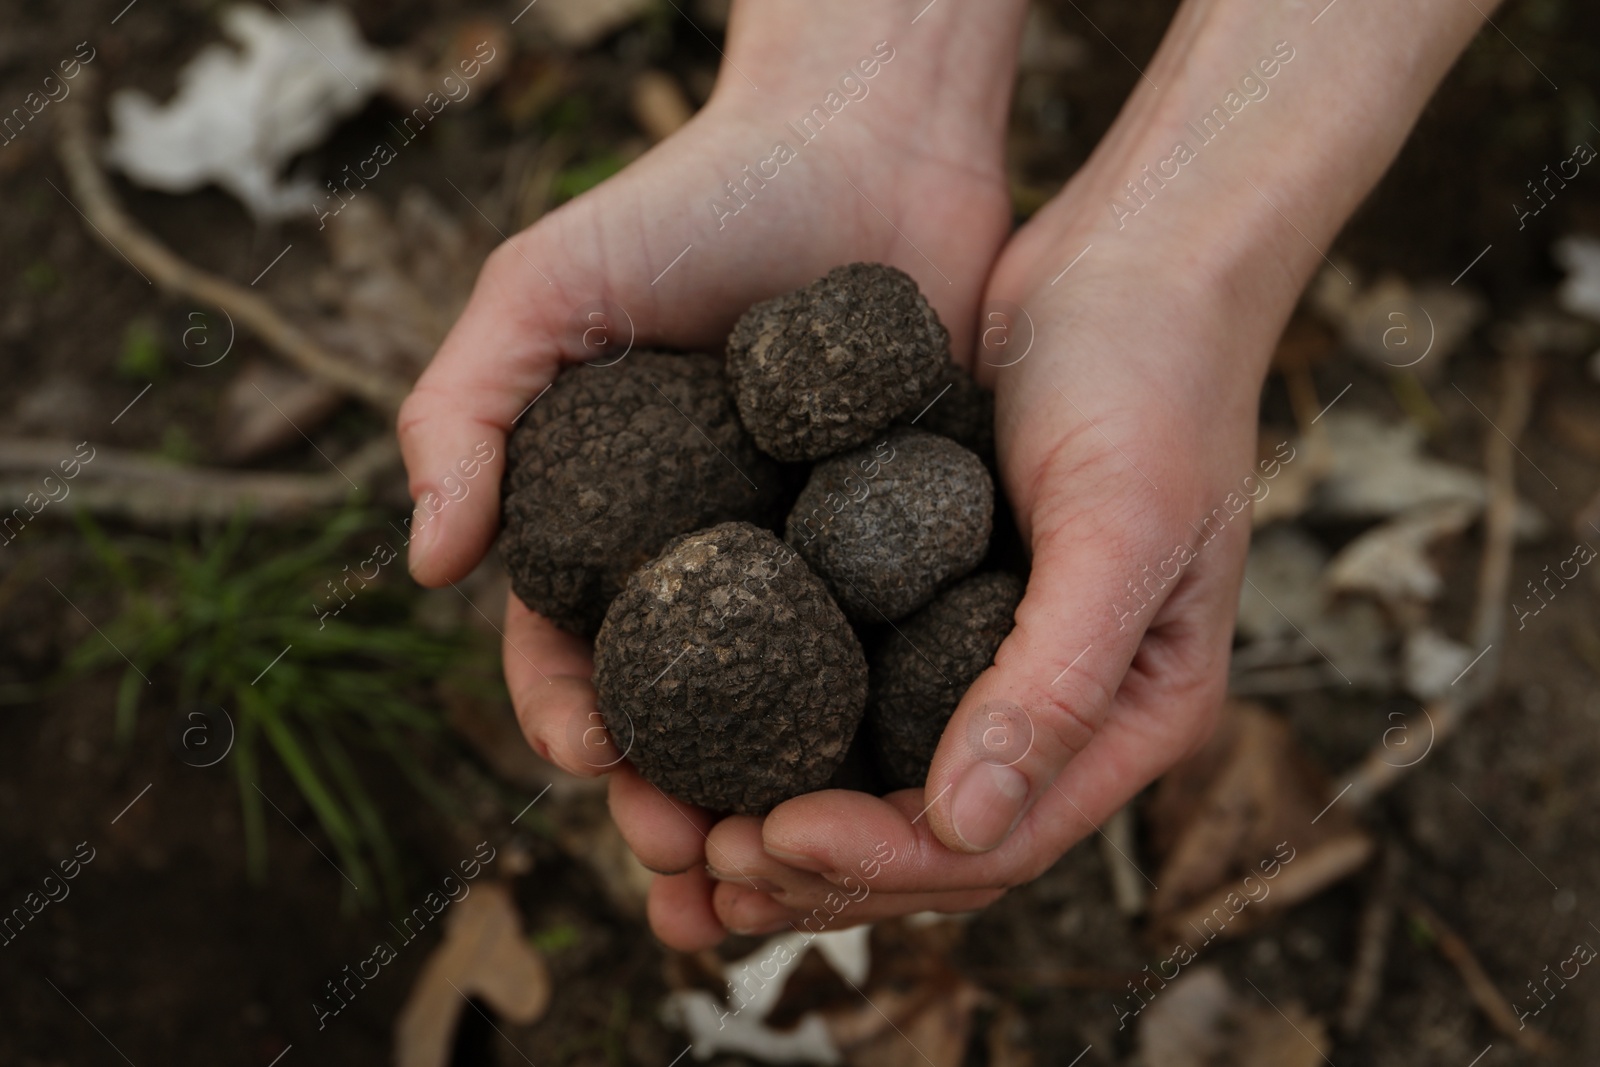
[705,867,783,894]
[762,846,831,873]
[949,762,1030,852]
[407,505,438,578]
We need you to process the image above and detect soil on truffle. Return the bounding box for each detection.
[869,572,1025,788]
[499,352,781,636]
[592,522,868,815]
[785,428,994,622]
[725,263,950,462]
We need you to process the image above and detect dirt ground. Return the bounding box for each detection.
[3,0,1600,1064]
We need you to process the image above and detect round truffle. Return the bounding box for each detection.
[899,362,995,464]
[868,572,1024,788]
[593,522,868,814]
[785,428,993,622]
[499,352,780,637]
[725,263,949,461]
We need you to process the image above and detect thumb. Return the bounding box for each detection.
[397,236,625,586]
[923,523,1171,853]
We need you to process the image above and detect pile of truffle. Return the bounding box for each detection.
[499,264,1024,815]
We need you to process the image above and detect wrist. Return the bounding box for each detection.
[710,0,1027,164]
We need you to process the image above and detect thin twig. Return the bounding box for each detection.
[1339,841,1405,1038]
[1100,806,1147,916]
[1341,333,1535,808]
[1406,895,1558,1056]
[0,437,397,524]
[55,71,407,416]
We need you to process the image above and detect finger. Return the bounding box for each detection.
[705,815,836,897]
[765,787,1021,893]
[398,239,572,586]
[712,880,1006,936]
[503,592,609,776]
[649,867,726,951]
[763,558,1239,893]
[609,764,714,876]
[923,517,1155,855]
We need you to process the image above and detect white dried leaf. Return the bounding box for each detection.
[1234,528,1392,690]
[1136,965,1331,1067]
[1311,411,1542,538]
[105,5,388,219]
[1323,500,1477,607]
[1402,628,1473,701]
[1555,235,1600,322]
[662,927,873,1064]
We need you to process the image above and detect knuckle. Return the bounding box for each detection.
[1032,682,1102,762]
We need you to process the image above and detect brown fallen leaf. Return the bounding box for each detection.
[631,70,695,142]
[985,1003,1035,1067]
[1145,701,1373,946]
[1137,966,1331,1067]
[823,919,983,1067]
[216,359,344,463]
[382,18,512,106]
[393,882,550,1067]
[827,973,983,1067]
[554,797,653,919]
[529,0,653,49]
[312,189,486,382]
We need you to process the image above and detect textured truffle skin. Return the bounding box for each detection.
[499,352,780,637]
[785,428,993,622]
[901,362,995,463]
[593,522,868,815]
[725,263,949,461]
[869,572,1024,789]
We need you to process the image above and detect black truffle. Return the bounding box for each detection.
[593,522,867,814]
[868,572,1024,788]
[499,352,780,637]
[785,428,993,622]
[899,362,995,464]
[725,263,949,461]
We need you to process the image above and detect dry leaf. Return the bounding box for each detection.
[215,360,344,463]
[382,18,512,104]
[1136,966,1331,1067]
[1555,235,1600,322]
[985,1003,1035,1067]
[1310,411,1543,536]
[827,974,982,1067]
[106,5,388,219]
[1305,265,1484,380]
[1234,527,1392,690]
[1402,627,1474,701]
[664,929,865,1064]
[1337,275,1484,380]
[1324,499,1478,607]
[1019,8,1088,74]
[553,799,653,919]
[394,882,550,1067]
[529,0,653,48]
[1146,701,1373,944]
[823,920,981,1067]
[631,70,694,142]
[309,186,491,385]
[1251,427,1324,527]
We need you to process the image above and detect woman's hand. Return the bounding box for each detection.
[704,0,1497,938]
[397,0,1030,948]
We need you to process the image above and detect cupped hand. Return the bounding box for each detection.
[717,136,1310,939]
[398,5,1024,949]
